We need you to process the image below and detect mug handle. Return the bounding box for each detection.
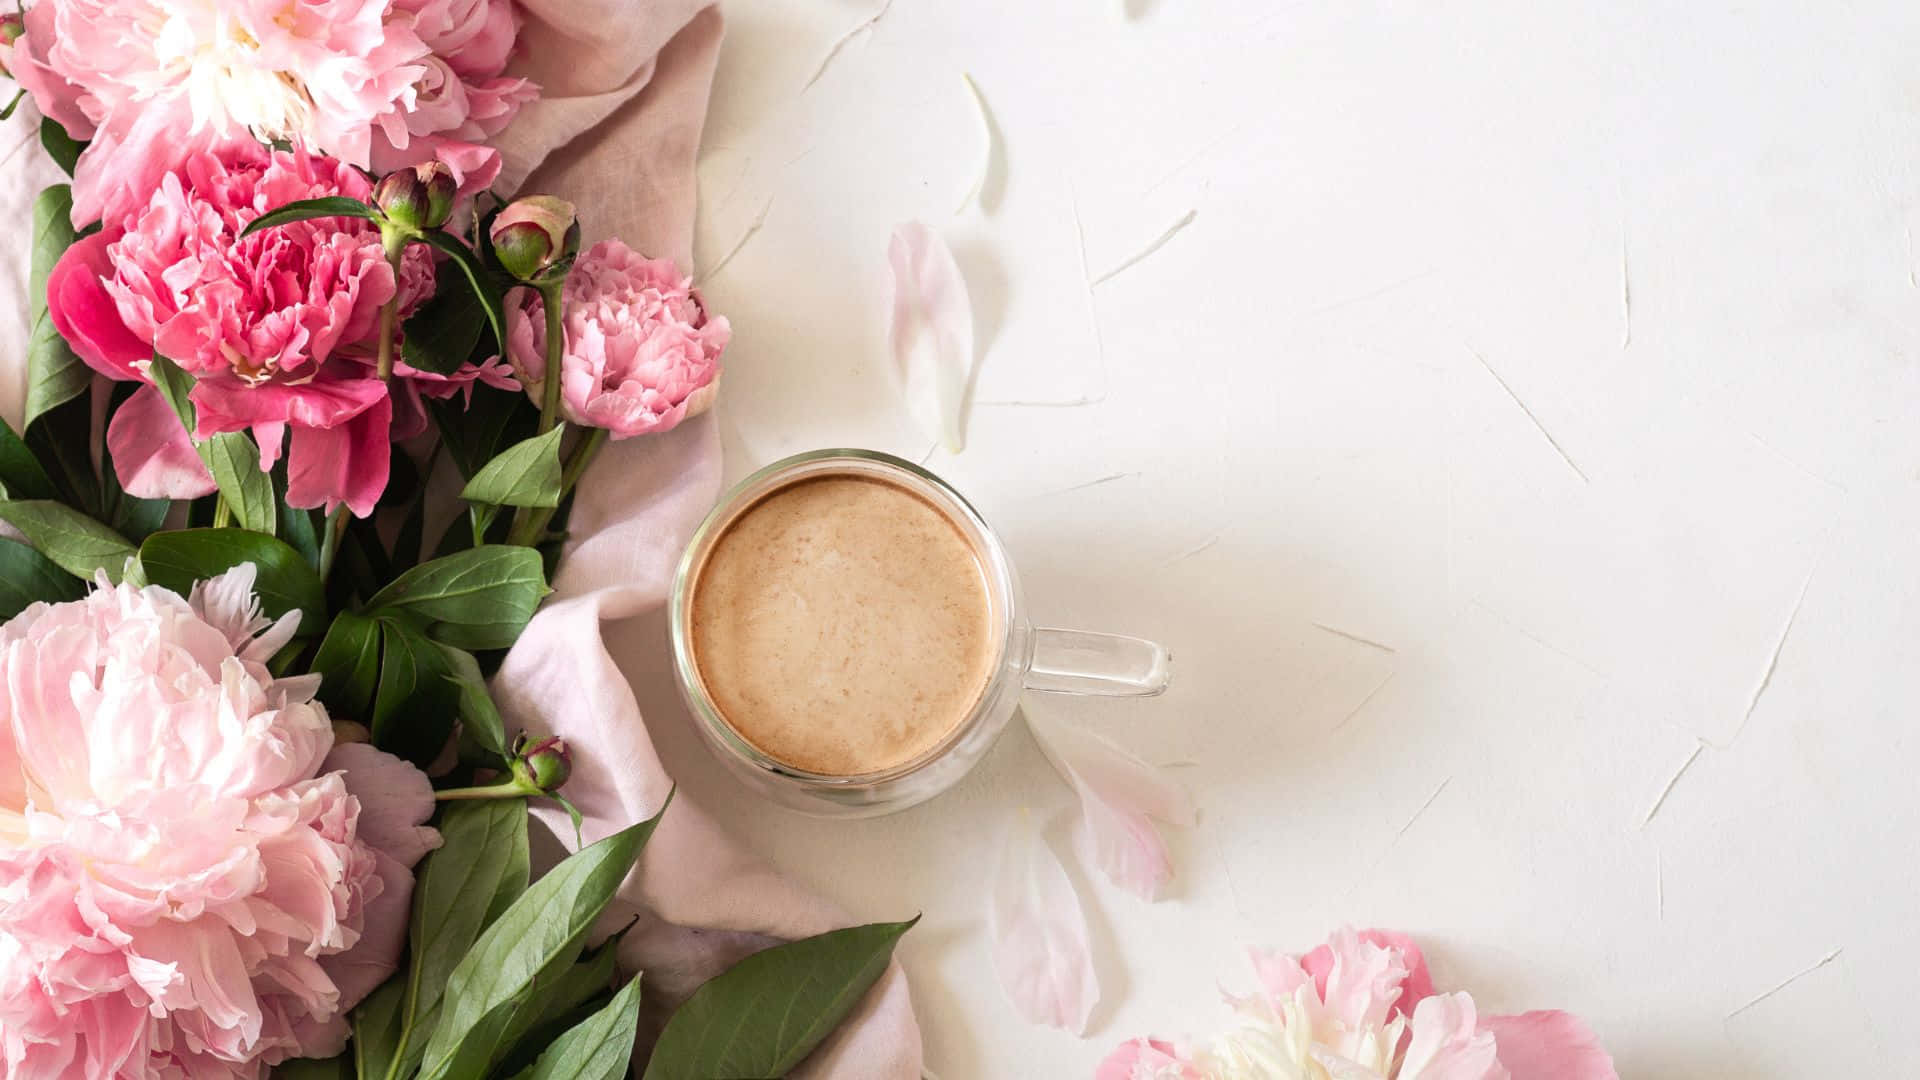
[1022,628,1171,697]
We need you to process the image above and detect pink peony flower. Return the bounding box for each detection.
[1097,929,1619,1080]
[46,139,441,518]
[369,0,537,197]
[505,239,729,440]
[4,0,431,226]
[0,566,438,1078]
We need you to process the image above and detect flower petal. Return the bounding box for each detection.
[989,812,1099,1034]
[1096,1038,1202,1080]
[886,222,975,453]
[326,743,441,869]
[1400,992,1507,1080]
[1482,1011,1619,1080]
[46,230,153,380]
[1025,702,1197,900]
[106,384,217,500]
[1301,927,1435,1020]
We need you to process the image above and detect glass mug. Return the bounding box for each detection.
[668,449,1170,816]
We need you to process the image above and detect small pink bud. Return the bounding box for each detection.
[511,732,572,794]
[491,195,580,282]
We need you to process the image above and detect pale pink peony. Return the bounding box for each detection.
[46,140,440,518]
[505,239,729,440]
[369,0,538,196]
[3,0,430,226]
[0,566,438,1078]
[1097,929,1619,1080]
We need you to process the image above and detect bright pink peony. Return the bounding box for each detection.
[0,566,438,1078]
[1,0,430,226]
[505,239,729,440]
[1097,928,1619,1080]
[46,140,440,518]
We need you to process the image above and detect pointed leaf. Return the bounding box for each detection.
[311,612,382,719]
[0,537,87,619]
[441,644,508,758]
[415,803,667,1080]
[460,427,564,509]
[239,196,378,237]
[402,275,487,375]
[0,415,56,501]
[514,976,643,1080]
[0,500,134,582]
[988,812,1098,1033]
[371,616,461,767]
[137,529,323,625]
[419,229,507,351]
[1026,703,1196,901]
[25,185,89,427]
[886,222,975,453]
[38,119,84,178]
[644,918,917,1080]
[366,545,548,650]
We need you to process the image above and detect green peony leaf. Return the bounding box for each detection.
[414,800,668,1080]
[0,537,87,620]
[459,426,563,509]
[365,545,548,651]
[510,975,643,1080]
[0,500,134,582]
[147,355,277,536]
[310,612,382,720]
[137,528,324,625]
[0,415,56,501]
[239,196,378,237]
[440,644,508,759]
[369,616,461,767]
[432,382,538,482]
[401,275,488,376]
[417,230,507,353]
[642,919,919,1080]
[38,119,85,178]
[25,185,90,430]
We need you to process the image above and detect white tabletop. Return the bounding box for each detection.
[673,3,1920,1075]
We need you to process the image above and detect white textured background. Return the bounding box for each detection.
[662,2,1920,1076]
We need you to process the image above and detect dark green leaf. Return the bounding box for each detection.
[25,185,89,428]
[372,798,528,1080]
[370,616,461,766]
[418,229,508,352]
[38,119,85,178]
[0,500,133,582]
[278,500,322,570]
[460,427,563,509]
[441,645,507,759]
[401,275,487,376]
[497,930,624,1072]
[311,612,381,720]
[0,415,56,501]
[415,802,668,1080]
[24,395,98,514]
[432,382,537,481]
[0,537,87,619]
[137,529,324,624]
[269,1053,348,1080]
[513,975,643,1080]
[349,978,411,1080]
[202,432,276,534]
[365,545,547,651]
[239,196,377,237]
[643,919,918,1080]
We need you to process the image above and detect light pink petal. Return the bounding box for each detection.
[885,222,975,452]
[1302,927,1435,1019]
[1025,703,1197,901]
[989,812,1099,1034]
[317,849,415,1013]
[1482,1011,1619,1080]
[1401,992,1508,1080]
[1096,1038,1202,1080]
[106,384,217,499]
[326,743,441,868]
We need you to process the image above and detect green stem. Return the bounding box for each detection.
[317,506,350,581]
[375,229,410,381]
[211,496,232,529]
[433,779,534,802]
[535,281,566,434]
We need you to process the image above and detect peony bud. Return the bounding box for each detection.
[373,162,458,231]
[0,14,23,80]
[491,195,580,282]
[510,732,572,794]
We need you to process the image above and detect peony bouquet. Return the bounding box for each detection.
[0,3,911,1078]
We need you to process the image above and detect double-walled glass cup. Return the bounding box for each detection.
[668,449,1170,817]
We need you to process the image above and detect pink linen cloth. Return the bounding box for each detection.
[491,3,924,1077]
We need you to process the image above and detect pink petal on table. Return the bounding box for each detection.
[886,222,975,452]
[1026,704,1197,901]
[989,812,1099,1034]
[1483,1011,1619,1080]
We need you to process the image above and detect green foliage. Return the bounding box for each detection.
[38,119,84,177]
[0,538,87,620]
[137,529,325,626]
[0,500,134,582]
[364,546,548,651]
[240,196,379,236]
[459,426,564,509]
[25,185,89,429]
[509,975,643,1080]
